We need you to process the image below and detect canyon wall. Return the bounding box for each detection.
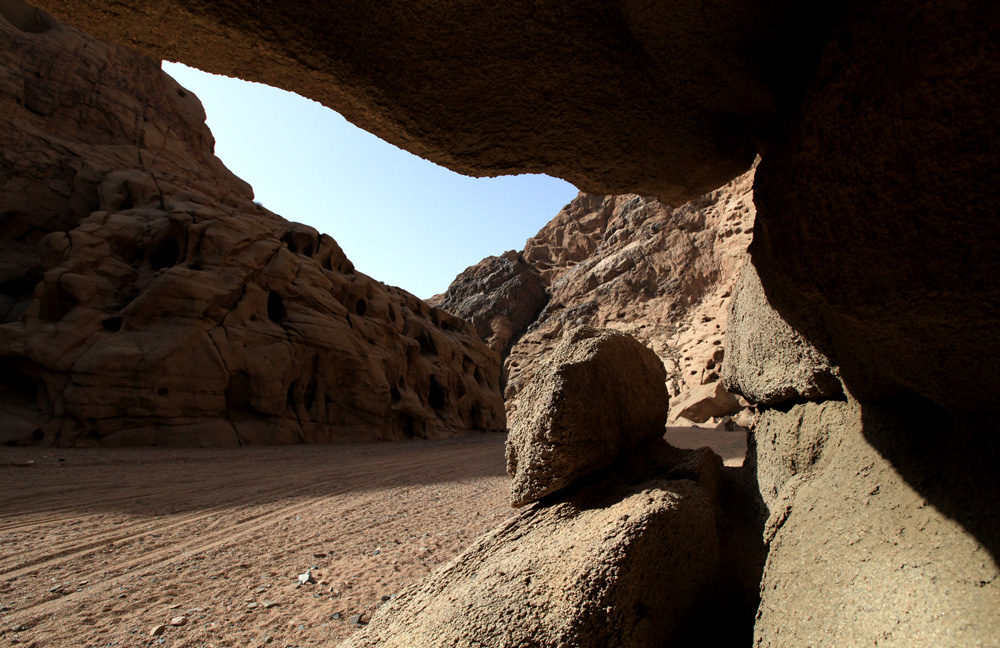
[0,3,505,447]
[433,169,755,425]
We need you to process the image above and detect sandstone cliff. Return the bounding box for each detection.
[0,4,505,447]
[434,168,755,424]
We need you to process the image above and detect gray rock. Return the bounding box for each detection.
[506,327,668,507]
[722,263,841,405]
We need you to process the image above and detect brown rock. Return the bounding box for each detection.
[721,263,841,405]
[28,0,839,204]
[750,2,1000,413]
[440,169,756,422]
[168,616,187,627]
[149,625,166,636]
[342,448,723,648]
[668,381,741,425]
[506,327,668,507]
[748,400,1000,647]
[429,252,547,361]
[0,8,505,446]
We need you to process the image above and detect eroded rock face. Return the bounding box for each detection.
[440,170,755,422]
[428,251,547,361]
[28,0,841,204]
[0,7,505,446]
[342,445,724,648]
[506,327,668,507]
[722,262,841,405]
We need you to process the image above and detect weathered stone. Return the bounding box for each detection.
[748,400,1000,647]
[0,7,505,447]
[506,327,668,507]
[28,0,840,205]
[342,447,723,648]
[668,381,741,425]
[751,1,1000,412]
[429,252,547,361]
[722,262,841,405]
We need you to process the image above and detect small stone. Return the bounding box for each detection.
[312,553,327,558]
[372,549,380,555]
[169,616,187,626]
[381,595,391,602]
[10,625,27,632]
[169,604,182,610]
[263,601,279,609]
[247,602,258,609]
[297,571,316,585]
[149,625,166,636]
[331,612,342,620]
[347,614,364,625]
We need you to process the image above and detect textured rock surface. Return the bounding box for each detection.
[342,445,723,648]
[669,381,741,425]
[751,1,1000,412]
[722,262,841,405]
[748,400,1000,647]
[28,0,840,205]
[441,169,755,422]
[506,327,668,507]
[428,251,546,361]
[0,7,505,446]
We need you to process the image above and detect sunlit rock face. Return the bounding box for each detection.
[0,4,505,447]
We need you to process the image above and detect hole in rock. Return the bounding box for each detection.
[31,428,43,442]
[0,360,37,409]
[286,382,297,410]
[0,0,56,33]
[428,376,446,410]
[226,371,254,414]
[149,237,180,270]
[267,291,285,323]
[156,387,168,397]
[390,385,401,403]
[86,430,100,441]
[355,299,367,317]
[417,332,436,356]
[101,316,123,332]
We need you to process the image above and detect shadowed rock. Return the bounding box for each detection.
[506,327,668,507]
[722,262,841,405]
[341,444,724,648]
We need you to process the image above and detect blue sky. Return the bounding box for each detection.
[162,63,579,299]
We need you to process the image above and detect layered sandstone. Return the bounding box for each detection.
[0,5,505,447]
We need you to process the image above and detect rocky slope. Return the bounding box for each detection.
[0,3,505,447]
[434,167,756,424]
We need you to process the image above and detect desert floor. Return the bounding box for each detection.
[0,426,745,648]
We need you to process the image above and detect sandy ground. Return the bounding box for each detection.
[0,427,745,648]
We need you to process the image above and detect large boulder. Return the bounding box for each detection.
[506,327,668,507]
[668,381,741,424]
[341,445,724,648]
[722,262,841,405]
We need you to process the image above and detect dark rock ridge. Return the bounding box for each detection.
[0,4,505,447]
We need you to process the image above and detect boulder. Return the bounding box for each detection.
[506,327,668,507]
[668,381,741,425]
[341,446,723,648]
[722,262,841,405]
